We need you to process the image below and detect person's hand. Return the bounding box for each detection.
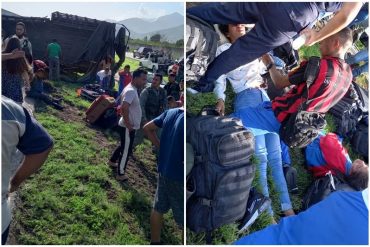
[300,28,319,46]
[125,122,134,132]
[11,49,25,59]
[215,99,225,116]
[261,54,273,66]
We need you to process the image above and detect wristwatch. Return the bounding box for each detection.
[266,62,275,70]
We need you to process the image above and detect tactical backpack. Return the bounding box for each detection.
[329,82,368,138]
[186,108,255,242]
[302,171,356,211]
[186,14,219,85]
[351,120,369,160]
[279,57,327,148]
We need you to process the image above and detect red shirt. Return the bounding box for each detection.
[118,71,132,89]
[272,57,352,123]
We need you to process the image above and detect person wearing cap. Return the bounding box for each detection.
[46,39,62,81]
[143,107,184,245]
[26,60,63,110]
[187,2,363,92]
[4,22,33,64]
[164,73,180,100]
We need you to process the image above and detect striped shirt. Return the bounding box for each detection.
[272,57,353,123]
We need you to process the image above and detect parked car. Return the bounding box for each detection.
[139,52,172,74]
[133,47,153,59]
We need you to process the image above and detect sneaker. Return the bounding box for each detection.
[108,161,118,168]
[116,174,128,181]
[238,188,271,233]
[283,165,299,194]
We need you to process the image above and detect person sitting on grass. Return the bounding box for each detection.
[215,23,295,222]
[305,132,368,190]
[143,107,184,245]
[96,67,111,91]
[26,60,64,110]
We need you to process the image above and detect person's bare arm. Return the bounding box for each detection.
[261,54,291,89]
[2,49,25,61]
[143,121,160,148]
[302,2,363,46]
[121,101,133,131]
[9,145,53,193]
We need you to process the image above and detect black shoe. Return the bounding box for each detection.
[238,188,271,232]
[283,165,299,194]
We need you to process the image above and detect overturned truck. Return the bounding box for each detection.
[2,11,130,84]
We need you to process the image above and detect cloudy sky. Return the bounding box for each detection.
[2,2,184,21]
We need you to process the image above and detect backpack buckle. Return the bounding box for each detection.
[199,198,213,207]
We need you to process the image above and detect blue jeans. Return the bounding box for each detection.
[233,93,292,215]
[346,49,369,78]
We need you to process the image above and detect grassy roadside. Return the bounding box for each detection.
[10,60,182,244]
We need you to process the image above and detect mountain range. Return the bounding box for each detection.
[114,12,184,43]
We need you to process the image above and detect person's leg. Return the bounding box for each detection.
[255,135,274,216]
[150,210,164,244]
[352,62,369,78]
[56,58,60,81]
[2,225,10,245]
[265,133,294,216]
[48,58,53,81]
[151,175,170,244]
[117,128,135,178]
[280,141,291,166]
[234,88,269,111]
[110,126,124,164]
[167,179,184,230]
[346,48,368,65]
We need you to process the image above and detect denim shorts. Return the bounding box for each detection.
[153,175,184,227]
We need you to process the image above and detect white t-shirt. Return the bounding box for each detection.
[118,84,142,130]
[214,43,266,101]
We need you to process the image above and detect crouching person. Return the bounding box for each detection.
[143,107,184,245]
[26,60,63,110]
[2,96,53,244]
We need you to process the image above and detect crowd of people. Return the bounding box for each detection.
[187,2,368,244]
[2,20,184,245]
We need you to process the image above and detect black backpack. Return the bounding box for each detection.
[186,14,219,85]
[302,172,356,211]
[329,82,367,138]
[351,121,369,160]
[186,108,255,240]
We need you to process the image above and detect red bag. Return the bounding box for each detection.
[86,95,115,123]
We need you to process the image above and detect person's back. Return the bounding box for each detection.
[305,133,352,177]
[234,189,368,245]
[156,108,184,181]
[47,42,61,59]
[2,96,53,243]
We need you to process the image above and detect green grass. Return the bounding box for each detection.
[12,80,182,244]
[186,43,368,244]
